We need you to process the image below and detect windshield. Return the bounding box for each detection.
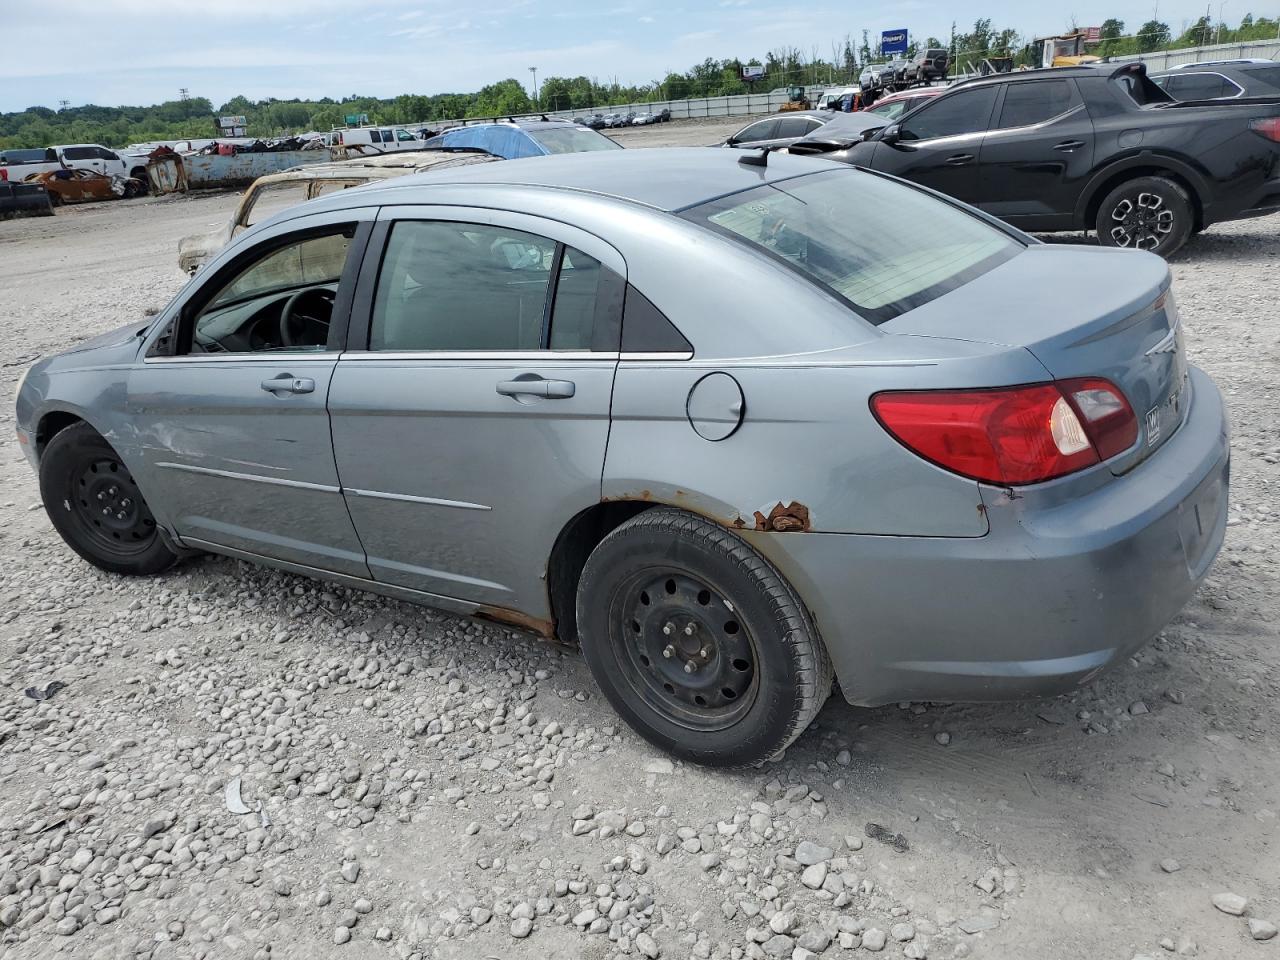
[529,127,622,154]
[682,169,1022,325]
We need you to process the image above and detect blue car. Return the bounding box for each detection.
[423,119,622,159]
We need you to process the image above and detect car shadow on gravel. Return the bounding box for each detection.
[1037,217,1280,264]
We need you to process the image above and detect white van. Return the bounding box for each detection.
[333,127,426,154]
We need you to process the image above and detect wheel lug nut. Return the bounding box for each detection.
[683,624,696,636]
[700,645,712,659]
[683,660,698,674]
[662,644,675,659]
[116,512,127,520]
[662,623,673,636]
[101,507,111,516]
[120,498,131,508]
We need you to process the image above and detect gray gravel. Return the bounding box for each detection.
[0,128,1277,959]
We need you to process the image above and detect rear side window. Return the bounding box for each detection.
[1166,73,1239,100]
[60,147,95,161]
[370,221,623,351]
[996,80,1075,128]
[528,127,622,154]
[899,87,998,141]
[776,116,818,139]
[682,169,1021,325]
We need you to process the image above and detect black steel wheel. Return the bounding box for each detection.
[39,422,178,576]
[576,508,833,767]
[1096,175,1193,258]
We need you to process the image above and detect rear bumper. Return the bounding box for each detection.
[747,365,1230,707]
[1208,174,1280,225]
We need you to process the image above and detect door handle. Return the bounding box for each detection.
[1053,140,1086,151]
[496,377,576,399]
[944,153,974,165]
[260,375,315,395]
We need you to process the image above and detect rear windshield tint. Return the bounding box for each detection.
[529,127,622,154]
[681,169,1021,325]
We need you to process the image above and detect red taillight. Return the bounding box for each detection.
[872,379,1136,485]
[1250,118,1280,143]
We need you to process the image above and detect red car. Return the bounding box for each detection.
[860,85,944,121]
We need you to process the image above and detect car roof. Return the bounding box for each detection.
[873,86,945,104]
[343,147,842,213]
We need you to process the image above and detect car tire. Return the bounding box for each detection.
[1095,175,1193,258]
[575,508,833,767]
[39,421,178,576]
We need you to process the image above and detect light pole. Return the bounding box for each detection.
[528,67,538,110]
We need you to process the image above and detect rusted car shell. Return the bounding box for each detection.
[176,151,499,274]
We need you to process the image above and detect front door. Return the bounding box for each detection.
[125,212,374,576]
[327,207,626,620]
[861,84,1000,204]
[977,78,1095,230]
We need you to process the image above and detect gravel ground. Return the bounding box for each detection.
[0,123,1277,960]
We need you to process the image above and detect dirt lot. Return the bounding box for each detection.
[0,119,1277,960]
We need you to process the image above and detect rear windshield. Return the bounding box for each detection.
[529,127,622,154]
[681,169,1021,325]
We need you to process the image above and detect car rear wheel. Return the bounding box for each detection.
[1096,175,1193,257]
[576,508,833,767]
[39,422,178,576]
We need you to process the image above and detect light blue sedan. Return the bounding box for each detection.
[15,149,1229,766]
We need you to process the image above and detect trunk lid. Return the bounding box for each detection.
[882,245,1189,474]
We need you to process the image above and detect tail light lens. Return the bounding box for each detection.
[1250,118,1280,143]
[872,379,1136,485]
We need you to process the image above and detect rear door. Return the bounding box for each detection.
[976,78,1095,230]
[730,118,780,147]
[864,85,1000,203]
[327,206,625,620]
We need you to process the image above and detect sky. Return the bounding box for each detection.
[0,0,1249,113]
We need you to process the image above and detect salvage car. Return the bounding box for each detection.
[17,148,1229,767]
[789,62,1280,256]
[423,119,621,159]
[24,168,145,205]
[177,150,500,274]
[0,180,53,219]
[721,111,883,149]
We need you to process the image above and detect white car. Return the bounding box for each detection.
[333,126,427,155]
[0,144,145,185]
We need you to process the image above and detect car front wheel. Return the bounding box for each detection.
[576,508,833,767]
[39,422,178,576]
[1096,175,1193,257]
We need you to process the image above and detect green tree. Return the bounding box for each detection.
[1137,19,1171,52]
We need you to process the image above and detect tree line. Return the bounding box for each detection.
[2,13,1277,150]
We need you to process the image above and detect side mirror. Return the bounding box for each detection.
[725,136,739,146]
[880,123,902,145]
[861,125,886,142]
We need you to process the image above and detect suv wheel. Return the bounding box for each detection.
[39,422,178,576]
[575,508,833,767]
[1096,175,1193,257]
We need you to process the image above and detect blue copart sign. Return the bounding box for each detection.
[881,29,909,55]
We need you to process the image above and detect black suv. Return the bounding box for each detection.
[788,63,1280,257]
[908,48,950,84]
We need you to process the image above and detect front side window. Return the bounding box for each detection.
[734,119,777,143]
[867,99,912,120]
[899,87,998,141]
[396,128,416,141]
[996,80,1075,129]
[61,147,95,161]
[682,169,1021,325]
[188,229,353,353]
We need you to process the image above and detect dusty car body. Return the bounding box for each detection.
[19,149,1229,766]
[25,168,144,204]
[176,150,500,274]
